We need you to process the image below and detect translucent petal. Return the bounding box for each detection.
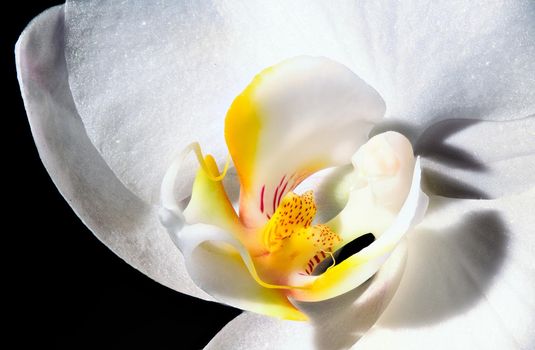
[354,188,535,350]
[170,223,307,321]
[348,1,535,126]
[206,312,314,350]
[16,5,208,299]
[328,132,416,242]
[416,116,535,199]
[182,154,241,235]
[63,0,535,204]
[205,241,408,350]
[63,0,360,204]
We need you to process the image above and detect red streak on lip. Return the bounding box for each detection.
[260,185,266,213]
[278,175,287,188]
[272,175,286,213]
[272,186,279,213]
[277,180,289,208]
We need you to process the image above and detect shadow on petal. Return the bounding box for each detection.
[414,118,487,172]
[17,6,206,296]
[369,119,421,143]
[422,168,489,203]
[294,241,408,350]
[222,168,241,205]
[371,116,491,199]
[372,114,488,172]
[380,209,507,327]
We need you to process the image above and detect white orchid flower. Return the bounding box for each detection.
[16,1,535,349]
[158,55,429,321]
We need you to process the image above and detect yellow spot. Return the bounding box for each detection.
[263,191,316,252]
[260,191,342,276]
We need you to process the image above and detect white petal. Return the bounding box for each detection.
[206,240,408,350]
[354,188,535,350]
[206,312,314,350]
[357,1,535,126]
[63,1,534,205]
[63,0,360,204]
[330,132,417,241]
[16,6,208,300]
[417,116,535,198]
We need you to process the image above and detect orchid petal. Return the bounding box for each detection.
[16,5,208,300]
[160,156,305,320]
[206,241,408,350]
[292,165,355,224]
[63,0,360,204]
[63,1,534,205]
[225,56,385,228]
[354,188,535,350]
[170,223,307,321]
[416,116,535,199]
[206,312,314,350]
[291,158,428,301]
[182,153,241,235]
[370,1,535,126]
[328,132,417,242]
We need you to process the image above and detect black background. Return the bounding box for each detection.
[5,2,240,349]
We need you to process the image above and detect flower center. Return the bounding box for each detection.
[256,190,342,282]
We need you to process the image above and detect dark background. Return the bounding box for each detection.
[5,2,240,349]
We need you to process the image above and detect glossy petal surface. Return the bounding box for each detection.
[16,5,208,299]
[63,1,535,203]
[355,189,535,349]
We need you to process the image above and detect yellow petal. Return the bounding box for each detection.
[183,152,240,234]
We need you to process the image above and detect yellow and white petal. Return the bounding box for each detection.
[225,56,385,228]
[205,240,408,350]
[291,158,428,302]
[160,144,267,254]
[182,151,240,233]
[172,223,307,321]
[353,188,535,350]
